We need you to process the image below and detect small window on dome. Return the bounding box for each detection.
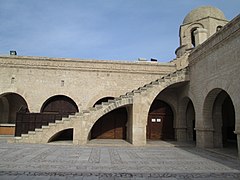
[216,26,223,32]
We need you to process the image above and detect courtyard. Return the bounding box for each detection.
[0,138,239,180]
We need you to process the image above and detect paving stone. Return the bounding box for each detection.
[0,175,18,180]
[0,141,240,179]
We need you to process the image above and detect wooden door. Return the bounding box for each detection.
[41,95,78,116]
[147,100,174,140]
[147,115,163,139]
[91,108,127,139]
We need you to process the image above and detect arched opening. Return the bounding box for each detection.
[216,25,223,32]
[147,99,174,140]
[41,95,79,116]
[0,93,28,136]
[186,100,196,142]
[204,89,237,153]
[48,128,73,143]
[90,97,128,140]
[191,28,198,47]
[91,108,127,140]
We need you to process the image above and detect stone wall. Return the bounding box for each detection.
[187,15,240,149]
[0,56,176,112]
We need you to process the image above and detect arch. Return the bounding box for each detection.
[0,92,29,136]
[203,88,237,149]
[90,97,128,140]
[178,96,196,142]
[145,81,189,121]
[216,25,223,32]
[86,97,133,141]
[84,69,188,144]
[48,128,73,143]
[191,27,198,47]
[184,23,204,37]
[41,95,79,116]
[0,92,28,124]
[87,91,119,108]
[147,99,174,140]
[90,107,128,140]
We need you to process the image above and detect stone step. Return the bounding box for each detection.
[55,120,63,124]
[62,117,70,121]
[108,99,115,103]
[157,78,165,82]
[170,72,177,77]
[150,81,160,85]
[21,134,29,137]
[94,104,103,109]
[15,137,22,140]
[144,84,153,88]
[49,123,56,126]
[42,126,50,129]
[132,89,141,93]
[102,102,109,106]
[126,92,134,96]
[114,97,121,101]
[164,74,171,79]
[35,128,43,132]
[28,131,36,135]
[139,87,147,91]
[120,95,129,98]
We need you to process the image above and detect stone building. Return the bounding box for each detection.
[0,6,239,157]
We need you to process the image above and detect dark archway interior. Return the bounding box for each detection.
[222,95,236,147]
[48,128,73,143]
[147,99,174,140]
[186,101,196,142]
[191,28,198,47]
[0,93,28,124]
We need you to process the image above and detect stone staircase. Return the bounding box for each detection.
[12,67,189,144]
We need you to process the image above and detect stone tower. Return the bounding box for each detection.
[175,6,228,57]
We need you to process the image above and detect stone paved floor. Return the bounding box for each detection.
[0,139,240,179]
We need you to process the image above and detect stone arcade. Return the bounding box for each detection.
[0,6,240,157]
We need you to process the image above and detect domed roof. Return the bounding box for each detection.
[183,6,227,24]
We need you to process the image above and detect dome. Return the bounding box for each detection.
[183,6,227,24]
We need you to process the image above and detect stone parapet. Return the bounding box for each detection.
[0,56,176,75]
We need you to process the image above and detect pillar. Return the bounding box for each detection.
[194,28,208,46]
[195,127,214,148]
[131,94,148,146]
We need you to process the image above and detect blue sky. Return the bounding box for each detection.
[0,0,239,62]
